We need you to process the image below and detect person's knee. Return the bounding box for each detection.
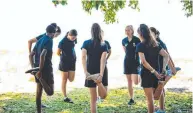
[62,77,68,83]
[47,90,54,96]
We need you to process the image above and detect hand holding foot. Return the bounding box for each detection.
[35,71,42,79]
[94,75,102,84]
[25,67,40,74]
[86,73,100,81]
[85,72,91,80]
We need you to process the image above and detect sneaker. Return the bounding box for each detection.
[86,73,100,81]
[64,97,74,103]
[96,97,104,103]
[41,104,47,108]
[25,67,40,74]
[96,97,101,103]
[128,99,135,105]
[155,109,165,113]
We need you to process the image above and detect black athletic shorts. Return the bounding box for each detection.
[59,60,76,72]
[34,64,54,84]
[124,59,140,75]
[85,66,108,88]
[141,71,158,88]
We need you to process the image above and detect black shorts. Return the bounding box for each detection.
[141,71,158,88]
[124,59,139,74]
[59,60,76,72]
[85,67,108,88]
[35,67,54,84]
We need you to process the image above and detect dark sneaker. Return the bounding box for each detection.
[128,99,135,105]
[41,104,47,108]
[64,97,74,103]
[25,67,40,74]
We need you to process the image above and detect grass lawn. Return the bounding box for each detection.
[0,88,192,113]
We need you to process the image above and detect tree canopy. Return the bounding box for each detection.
[52,0,192,24]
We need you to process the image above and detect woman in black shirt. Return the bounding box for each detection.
[57,29,77,103]
[96,30,112,102]
[122,25,141,105]
[81,23,108,113]
[150,27,178,112]
[136,24,169,113]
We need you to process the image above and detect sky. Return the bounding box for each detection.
[0,0,192,59]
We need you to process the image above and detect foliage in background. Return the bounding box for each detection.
[52,0,192,24]
[181,0,193,17]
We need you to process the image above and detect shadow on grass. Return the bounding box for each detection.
[0,88,192,113]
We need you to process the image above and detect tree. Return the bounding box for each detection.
[52,0,192,24]
[181,0,193,17]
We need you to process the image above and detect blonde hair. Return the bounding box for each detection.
[126,25,134,35]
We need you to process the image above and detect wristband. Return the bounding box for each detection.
[151,69,155,73]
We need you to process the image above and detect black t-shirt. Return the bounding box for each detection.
[36,33,46,40]
[122,36,141,64]
[33,35,53,69]
[58,37,77,62]
[136,42,162,74]
[81,39,108,74]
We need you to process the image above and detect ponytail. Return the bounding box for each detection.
[138,24,158,47]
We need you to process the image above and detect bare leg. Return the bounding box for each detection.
[98,86,107,99]
[89,88,97,113]
[144,88,155,113]
[126,75,133,99]
[97,83,107,99]
[131,74,140,85]
[159,89,165,110]
[38,78,54,96]
[36,83,43,113]
[61,71,68,97]
[164,76,172,85]
[68,71,75,82]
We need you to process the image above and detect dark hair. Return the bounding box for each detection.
[50,23,57,28]
[69,29,78,36]
[91,23,102,46]
[65,29,78,44]
[138,24,158,47]
[46,25,56,34]
[150,27,160,37]
[65,29,78,37]
[56,26,61,33]
[65,31,69,38]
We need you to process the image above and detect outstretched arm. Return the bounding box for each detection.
[28,38,37,53]
[159,49,170,73]
[100,52,107,76]
[82,49,87,74]
[29,51,35,68]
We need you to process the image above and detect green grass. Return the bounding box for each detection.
[0,88,192,113]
